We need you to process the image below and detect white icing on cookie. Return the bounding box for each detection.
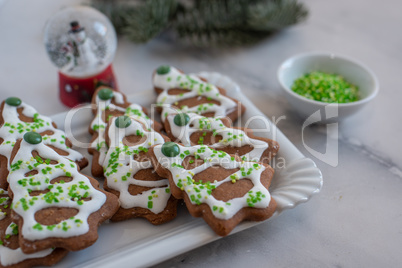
[166,113,269,161]
[153,144,272,220]
[90,91,152,168]
[103,117,171,214]
[0,192,56,266]
[0,101,84,170]
[8,139,106,240]
[153,66,238,122]
[0,245,53,266]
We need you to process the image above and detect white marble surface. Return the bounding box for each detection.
[1,0,401,267]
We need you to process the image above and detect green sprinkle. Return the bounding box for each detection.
[198,137,204,145]
[47,225,56,231]
[33,223,43,231]
[62,222,69,231]
[291,71,360,103]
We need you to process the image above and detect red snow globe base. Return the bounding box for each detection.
[58,64,118,107]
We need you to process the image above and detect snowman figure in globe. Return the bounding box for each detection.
[44,6,118,107]
[63,21,102,72]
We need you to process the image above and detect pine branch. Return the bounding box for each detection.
[123,0,177,42]
[92,0,308,46]
[94,0,178,42]
[247,0,308,32]
[92,0,137,33]
[174,0,262,46]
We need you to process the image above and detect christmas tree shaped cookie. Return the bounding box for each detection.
[8,132,119,253]
[0,190,68,268]
[152,65,246,122]
[89,87,162,177]
[164,112,279,164]
[149,142,277,236]
[103,116,177,223]
[0,97,88,190]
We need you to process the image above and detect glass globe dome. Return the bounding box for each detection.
[44,6,117,77]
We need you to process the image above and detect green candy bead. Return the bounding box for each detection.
[98,88,114,100]
[23,132,42,145]
[161,142,180,157]
[5,97,22,106]
[173,113,190,126]
[156,65,171,75]
[115,116,131,128]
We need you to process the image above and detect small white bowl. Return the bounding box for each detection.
[277,52,379,122]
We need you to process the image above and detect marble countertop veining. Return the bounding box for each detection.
[0,0,401,267]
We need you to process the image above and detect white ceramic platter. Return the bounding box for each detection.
[50,72,323,267]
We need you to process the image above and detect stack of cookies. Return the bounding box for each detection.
[0,98,119,267]
[0,65,279,267]
[149,66,279,235]
[88,87,177,224]
[88,65,279,236]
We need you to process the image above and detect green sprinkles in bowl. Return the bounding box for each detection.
[291,71,360,103]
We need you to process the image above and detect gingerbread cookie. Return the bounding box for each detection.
[103,116,178,223]
[8,132,119,253]
[0,97,88,190]
[164,112,279,164]
[0,190,68,268]
[89,87,162,177]
[149,142,277,236]
[152,66,246,122]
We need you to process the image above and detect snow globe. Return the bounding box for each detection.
[44,5,118,107]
